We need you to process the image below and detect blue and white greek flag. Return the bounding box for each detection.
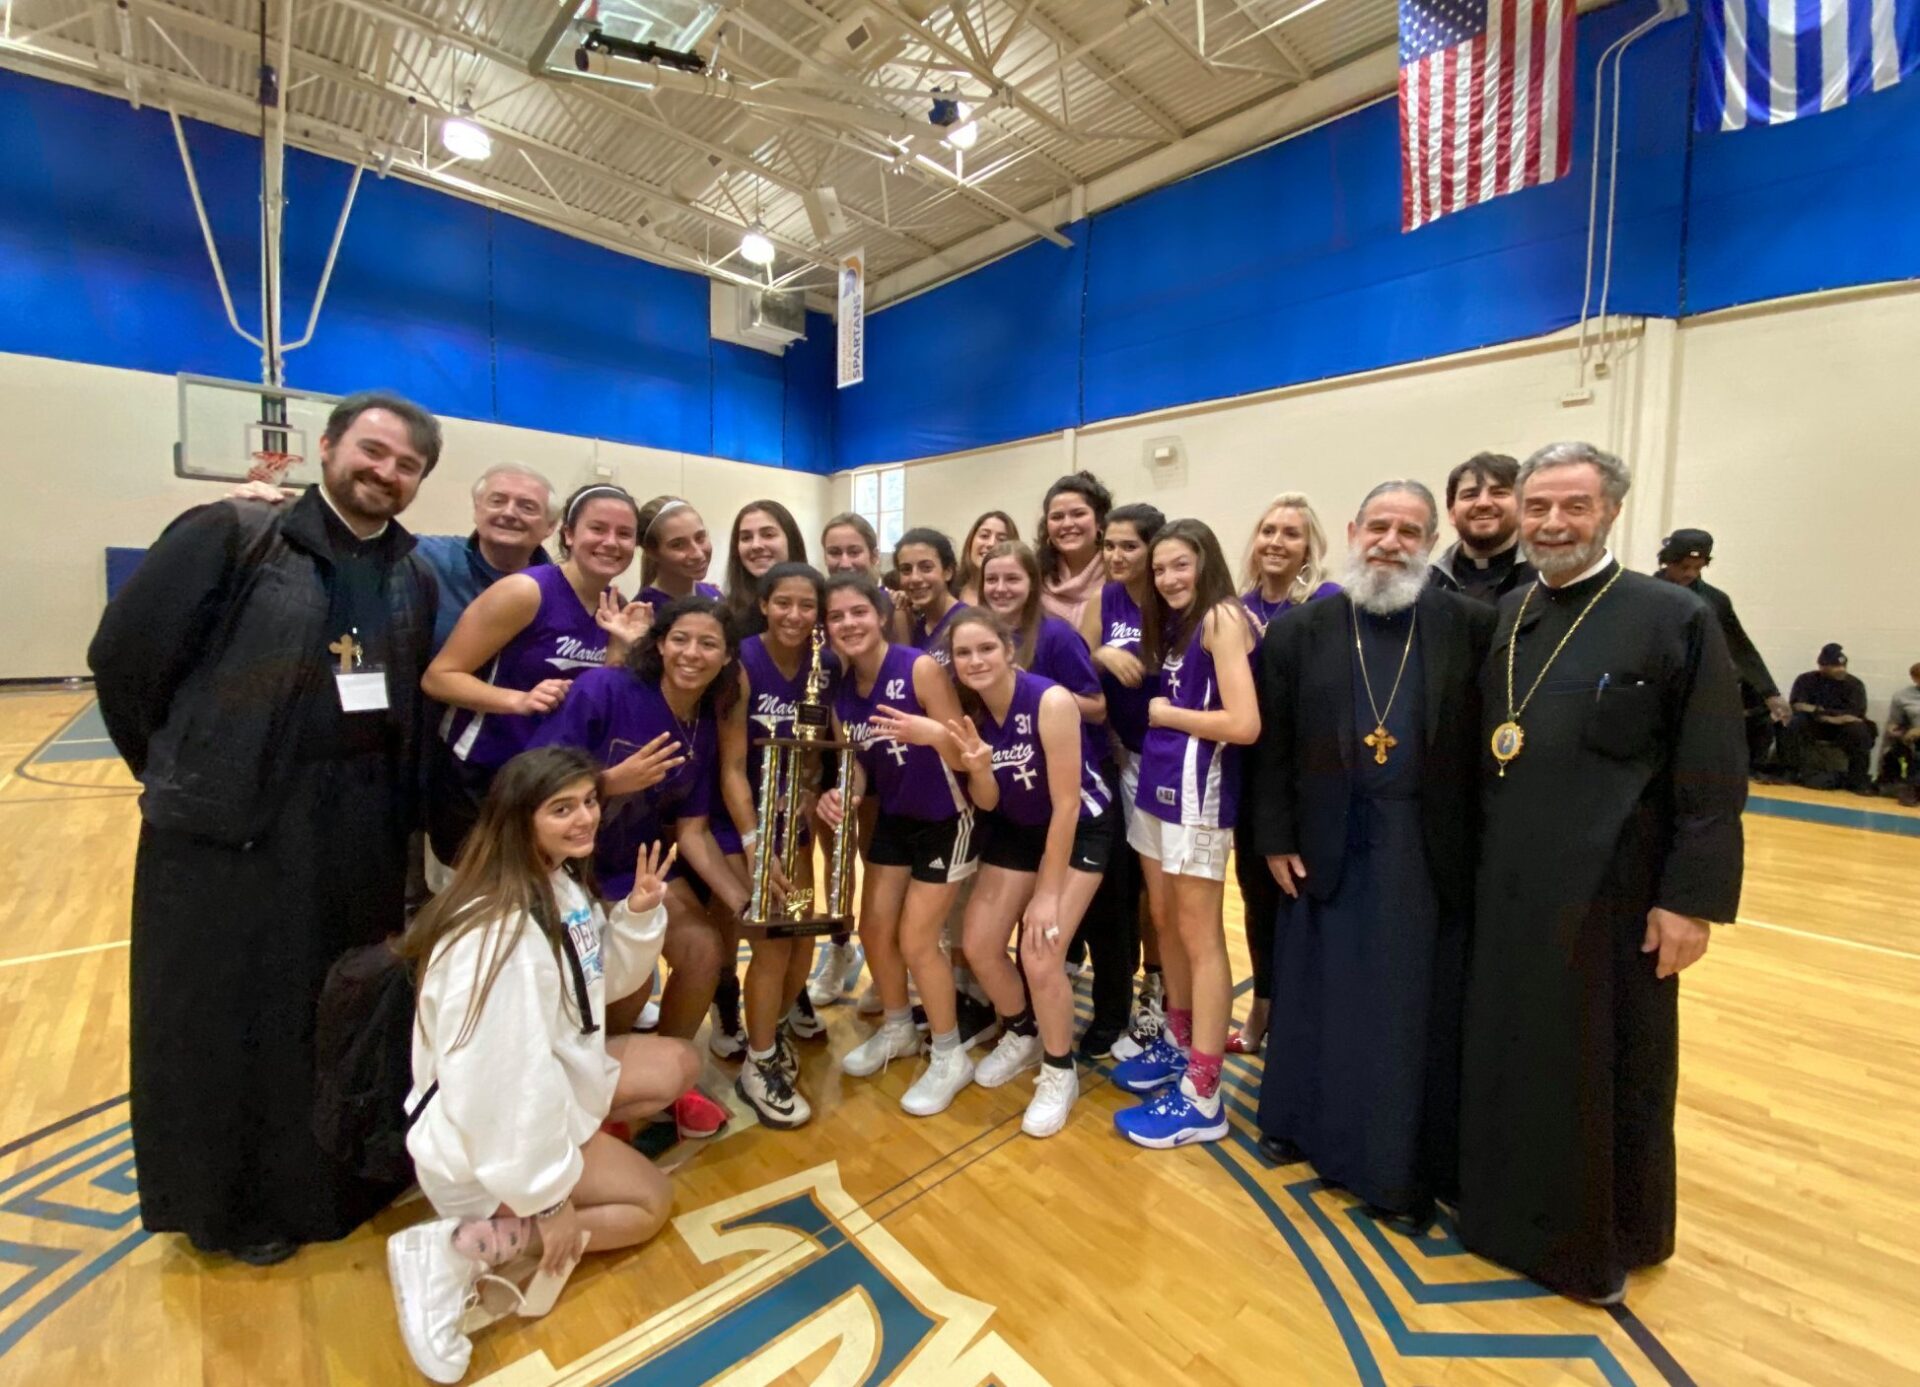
[1700,0,1920,129]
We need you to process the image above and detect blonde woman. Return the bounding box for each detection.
[1239,493,1338,633]
[1231,494,1340,1055]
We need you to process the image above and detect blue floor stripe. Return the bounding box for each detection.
[1744,792,1920,837]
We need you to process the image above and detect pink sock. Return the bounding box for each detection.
[451,1215,534,1267]
[1187,1050,1223,1099]
[1166,1007,1193,1050]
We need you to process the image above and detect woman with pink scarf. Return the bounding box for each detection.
[1035,472,1112,633]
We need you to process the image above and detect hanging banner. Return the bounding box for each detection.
[836,248,865,389]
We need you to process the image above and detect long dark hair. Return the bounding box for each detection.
[628,596,741,719]
[956,510,1019,598]
[980,539,1045,668]
[943,606,1018,725]
[1035,471,1112,583]
[1151,519,1245,662]
[398,746,603,1047]
[722,500,808,633]
[756,561,827,652]
[1109,503,1168,665]
[824,571,890,668]
[893,527,957,615]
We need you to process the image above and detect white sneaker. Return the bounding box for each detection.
[973,1030,1042,1088]
[1022,1063,1080,1138]
[637,997,662,1031]
[901,1045,975,1117]
[1109,994,1165,1063]
[708,1003,746,1061]
[809,941,864,1005]
[841,1017,920,1077]
[855,981,884,1016]
[387,1218,481,1384]
[736,1054,812,1129]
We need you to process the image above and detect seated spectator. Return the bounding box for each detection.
[1783,644,1877,795]
[1879,662,1920,807]
[1653,528,1789,774]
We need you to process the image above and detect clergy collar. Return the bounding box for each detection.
[1455,534,1519,570]
[316,477,390,541]
[1537,547,1613,592]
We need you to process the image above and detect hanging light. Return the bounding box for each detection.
[946,103,978,150]
[739,222,775,266]
[440,117,492,161]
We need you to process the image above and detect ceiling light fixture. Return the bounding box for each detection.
[946,105,978,150]
[440,116,492,161]
[739,222,775,266]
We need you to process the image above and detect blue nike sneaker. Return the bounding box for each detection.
[1108,1033,1186,1093]
[1113,1077,1228,1149]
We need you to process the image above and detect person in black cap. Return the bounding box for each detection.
[1784,644,1877,794]
[1654,528,1789,771]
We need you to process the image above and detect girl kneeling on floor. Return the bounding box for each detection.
[388,746,697,1384]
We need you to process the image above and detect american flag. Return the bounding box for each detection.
[1399,0,1577,231]
[1699,0,1919,131]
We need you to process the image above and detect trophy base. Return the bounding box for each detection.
[738,914,854,940]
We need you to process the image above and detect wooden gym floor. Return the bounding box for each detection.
[1,687,1916,1386]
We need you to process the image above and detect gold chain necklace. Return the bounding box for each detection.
[1492,568,1624,776]
[1352,604,1418,765]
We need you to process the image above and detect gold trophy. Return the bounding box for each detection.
[743,628,857,938]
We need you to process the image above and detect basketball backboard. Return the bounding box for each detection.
[176,374,338,487]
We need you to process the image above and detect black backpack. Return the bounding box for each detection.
[312,939,436,1185]
[312,917,599,1185]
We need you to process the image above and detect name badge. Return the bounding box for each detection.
[335,670,390,713]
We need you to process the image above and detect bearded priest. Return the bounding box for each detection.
[1243,480,1494,1224]
[1456,441,1747,1304]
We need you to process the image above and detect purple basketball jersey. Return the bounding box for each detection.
[443,564,609,770]
[1096,581,1157,756]
[739,634,837,800]
[977,671,1111,829]
[526,667,712,897]
[1135,621,1239,829]
[835,644,966,822]
[637,581,723,611]
[909,600,969,668]
[1025,615,1107,773]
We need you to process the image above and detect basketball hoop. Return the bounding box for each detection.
[247,450,303,485]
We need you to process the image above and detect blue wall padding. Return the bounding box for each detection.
[781,312,838,475]
[1080,1,1690,425]
[490,212,712,454]
[711,339,788,466]
[833,224,1089,468]
[10,0,1920,479]
[1684,65,1920,313]
[0,69,830,472]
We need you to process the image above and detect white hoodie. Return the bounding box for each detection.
[405,870,667,1217]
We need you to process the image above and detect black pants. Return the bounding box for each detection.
[1234,824,1280,1001]
[1784,714,1876,789]
[1081,803,1139,1040]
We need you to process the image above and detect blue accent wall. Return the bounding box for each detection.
[833,224,1088,468]
[9,0,1920,479]
[1683,63,1920,313]
[0,69,828,472]
[838,0,1920,466]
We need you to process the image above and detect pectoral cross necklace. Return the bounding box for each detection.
[1353,605,1417,766]
[329,631,362,672]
